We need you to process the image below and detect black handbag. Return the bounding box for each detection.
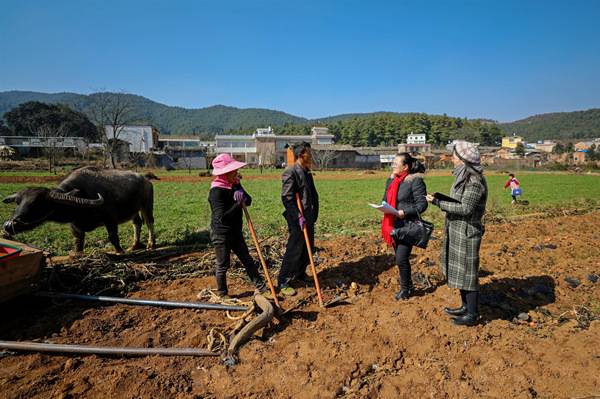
[390,212,434,249]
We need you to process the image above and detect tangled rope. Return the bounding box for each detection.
[196,288,254,320]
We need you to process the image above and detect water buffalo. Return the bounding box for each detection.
[2,167,158,254]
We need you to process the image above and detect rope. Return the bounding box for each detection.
[196,288,253,320]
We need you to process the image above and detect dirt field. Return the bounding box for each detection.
[1,212,599,398]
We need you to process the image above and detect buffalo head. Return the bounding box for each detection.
[2,187,104,236]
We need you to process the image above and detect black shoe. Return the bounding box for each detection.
[452,313,479,326]
[395,289,411,301]
[444,305,467,317]
[291,273,312,287]
[250,276,266,292]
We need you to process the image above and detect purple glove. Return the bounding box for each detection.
[298,216,307,230]
[233,190,245,204]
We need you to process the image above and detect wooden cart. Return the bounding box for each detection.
[0,238,44,303]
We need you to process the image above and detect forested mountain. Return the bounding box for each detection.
[501,109,600,141]
[0,91,308,135]
[1,91,598,143]
[275,114,503,146]
[0,91,503,145]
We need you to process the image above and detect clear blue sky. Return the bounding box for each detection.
[1,0,599,121]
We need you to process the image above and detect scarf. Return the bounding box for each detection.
[381,170,409,247]
[211,175,233,190]
[453,162,483,192]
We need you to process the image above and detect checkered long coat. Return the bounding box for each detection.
[437,175,488,291]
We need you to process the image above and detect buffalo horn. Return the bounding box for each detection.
[49,191,104,207]
[2,193,17,204]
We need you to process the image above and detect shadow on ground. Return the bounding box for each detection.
[317,254,395,289]
[480,275,556,321]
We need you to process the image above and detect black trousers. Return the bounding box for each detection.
[278,220,314,286]
[395,242,413,290]
[212,231,262,295]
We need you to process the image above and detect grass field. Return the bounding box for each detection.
[1,171,599,255]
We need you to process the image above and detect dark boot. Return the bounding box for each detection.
[444,305,467,316]
[251,275,267,292]
[453,290,479,326]
[452,313,479,326]
[395,289,411,300]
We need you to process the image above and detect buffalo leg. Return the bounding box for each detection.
[129,214,144,251]
[141,205,155,250]
[105,223,125,254]
[70,224,85,256]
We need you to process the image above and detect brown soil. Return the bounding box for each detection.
[1,212,599,398]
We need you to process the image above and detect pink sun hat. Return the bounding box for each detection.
[211,153,247,176]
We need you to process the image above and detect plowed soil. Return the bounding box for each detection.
[1,212,599,398]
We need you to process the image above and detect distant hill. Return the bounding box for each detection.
[312,111,415,123]
[0,91,308,135]
[500,109,600,141]
[2,90,599,141]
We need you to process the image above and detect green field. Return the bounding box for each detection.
[1,171,599,255]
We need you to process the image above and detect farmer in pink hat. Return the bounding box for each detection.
[208,153,267,299]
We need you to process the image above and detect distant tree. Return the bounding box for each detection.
[589,144,597,161]
[27,121,68,174]
[3,101,97,140]
[565,142,574,153]
[552,143,565,154]
[453,126,480,142]
[87,93,137,168]
[478,124,504,146]
[312,149,339,170]
[0,120,10,136]
[515,142,526,157]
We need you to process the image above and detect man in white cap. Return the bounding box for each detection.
[208,153,267,298]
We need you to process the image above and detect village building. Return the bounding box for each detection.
[158,136,216,154]
[215,126,334,166]
[573,150,589,164]
[0,135,87,156]
[406,133,427,144]
[311,145,397,169]
[156,135,217,169]
[398,133,431,155]
[397,143,432,155]
[104,125,159,153]
[574,138,600,151]
[532,140,557,153]
[501,135,524,149]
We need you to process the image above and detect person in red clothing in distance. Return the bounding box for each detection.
[504,173,521,204]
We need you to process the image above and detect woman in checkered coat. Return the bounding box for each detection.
[426,141,488,326]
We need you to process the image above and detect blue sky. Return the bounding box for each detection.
[1,0,599,121]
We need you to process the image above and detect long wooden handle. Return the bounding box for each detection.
[295,193,324,307]
[242,204,280,308]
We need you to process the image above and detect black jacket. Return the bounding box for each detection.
[281,163,319,224]
[208,184,252,236]
[382,173,428,227]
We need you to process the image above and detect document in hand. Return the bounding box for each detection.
[432,192,461,203]
[368,202,399,215]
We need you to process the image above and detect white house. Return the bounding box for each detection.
[215,126,335,166]
[407,133,426,144]
[104,125,159,153]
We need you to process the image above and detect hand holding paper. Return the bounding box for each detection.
[369,202,401,216]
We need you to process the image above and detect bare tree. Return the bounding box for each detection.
[312,149,339,170]
[87,92,136,168]
[180,150,194,174]
[29,122,68,174]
